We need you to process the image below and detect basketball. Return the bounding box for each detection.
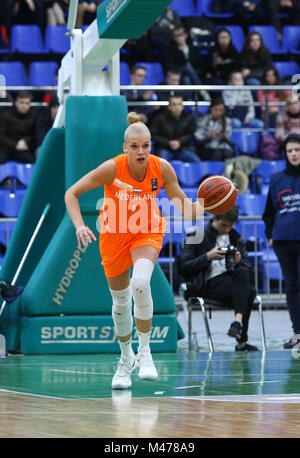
[198,175,237,215]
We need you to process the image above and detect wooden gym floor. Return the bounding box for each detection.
[0,350,300,438]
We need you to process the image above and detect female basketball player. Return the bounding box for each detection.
[65,112,203,390]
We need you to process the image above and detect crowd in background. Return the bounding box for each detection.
[0,1,300,163]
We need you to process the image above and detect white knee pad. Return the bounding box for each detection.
[131,258,154,321]
[110,285,133,337]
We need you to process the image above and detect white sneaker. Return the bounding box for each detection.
[137,346,158,381]
[111,356,138,390]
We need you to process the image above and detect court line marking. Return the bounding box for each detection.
[49,369,300,378]
[0,388,65,400]
[2,389,300,405]
[174,394,300,403]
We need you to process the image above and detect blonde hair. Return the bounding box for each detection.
[286,93,299,104]
[124,112,151,142]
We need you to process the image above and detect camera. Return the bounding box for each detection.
[225,245,238,273]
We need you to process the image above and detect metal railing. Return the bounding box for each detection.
[0,83,295,130]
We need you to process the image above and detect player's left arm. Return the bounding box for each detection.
[160,159,204,220]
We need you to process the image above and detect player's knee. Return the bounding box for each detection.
[131,276,150,301]
[111,285,132,307]
[131,276,153,320]
[110,286,133,337]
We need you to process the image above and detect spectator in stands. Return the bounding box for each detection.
[240,31,273,85]
[257,66,290,127]
[275,94,300,146]
[0,0,15,39]
[205,28,240,85]
[121,65,156,125]
[13,0,45,32]
[122,33,157,67]
[222,71,265,128]
[35,96,59,155]
[178,204,259,352]
[75,0,99,28]
[264,0,300,40]
[148,6,182,63]
[212,0,236,13]
[263,133,300,349]
[157,68,184,100]
[194,97,234,161]
[165,25,204,87]
[150,94,199,162]
[45,0,67,26]
[0,89,13,114]
[0,91,37,164]
[235,1,266,33]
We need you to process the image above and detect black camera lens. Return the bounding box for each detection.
[225,245,237,273]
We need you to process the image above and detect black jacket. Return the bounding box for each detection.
[0,106,37,152]
[178,220,253,298]
[165,40,203,76]
[150,108,196,152]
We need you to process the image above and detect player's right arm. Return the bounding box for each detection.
[65,159,116,248]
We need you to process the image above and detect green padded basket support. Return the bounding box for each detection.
[18,96,179,353]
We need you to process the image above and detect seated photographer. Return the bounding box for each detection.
[178,205,258,351]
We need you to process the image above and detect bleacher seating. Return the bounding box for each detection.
[273,61,300,79]
[169,0,198,17]
[283,26,300,55]
[248,25,288,54]
[170,161,224,187]
[236,193,267,216]
[120,62,130,85]
[231,131,260,156]
[252,159,286,194]
[0,162,34,193]
[200,0,235,18]
[45,25,71,54]
[0,189,26,218]
[11,25,47,54]
[196,105,210,115]
[0,62,28,86]
[134,62,165,85]
[29,61,58,86]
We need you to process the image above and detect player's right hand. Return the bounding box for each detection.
[76,225,97,248]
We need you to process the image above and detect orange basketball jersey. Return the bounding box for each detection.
[99,154,166,235]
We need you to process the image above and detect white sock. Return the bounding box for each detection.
[119,339,135,362]
[137,331,151,350]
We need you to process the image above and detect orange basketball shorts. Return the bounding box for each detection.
[99,231,165,278]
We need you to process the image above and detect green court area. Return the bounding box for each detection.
[0,351,300,400]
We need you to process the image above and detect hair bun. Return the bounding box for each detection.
[127,112,140,125]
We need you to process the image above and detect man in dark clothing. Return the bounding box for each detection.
[178,205,259,351]
[165,26,204,85]
[150,94,199,162]
[263,0,300,38]
[121,65,156,125]
[0,91,37,163]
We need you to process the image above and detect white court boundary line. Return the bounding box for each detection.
[175,394,300,403]
[2,387,300,404]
